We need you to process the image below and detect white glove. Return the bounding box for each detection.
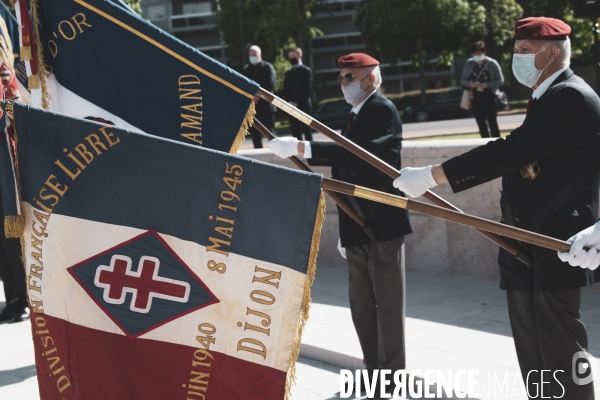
[393,166,438,198]
[268,137,299,158]
[337,238,346,259]
[558,221,600,270]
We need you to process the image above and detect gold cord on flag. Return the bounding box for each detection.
[284,191,325,400]
[4,109,25,239]
[29,0,50,106]
[229,101,255,154]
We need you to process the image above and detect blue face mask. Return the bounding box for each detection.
[472,55,484,62]
[512,46,550,88]
[249,56,259,65]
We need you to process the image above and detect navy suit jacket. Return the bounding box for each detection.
[308,91,412,247]
[443,69,600,290]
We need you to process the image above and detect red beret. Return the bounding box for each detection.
[514,17,571,40]
[337,53,380,68]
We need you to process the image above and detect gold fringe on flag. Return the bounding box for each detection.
[229,101,255,154]
[19,46,31,62]
[284,191,326,400]
[27,74,39,89]
[0,18,13,68]
[29,0,51,108]
[4,215,24,238]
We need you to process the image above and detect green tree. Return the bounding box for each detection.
[471,0,523,60]
[217,0,320,71]
[123,0,142,15]
[515,0,570,18]
[355,0,484,103]
[1,0,13,13]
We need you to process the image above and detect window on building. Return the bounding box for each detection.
[182,1,212,15]
[147,4,166,21]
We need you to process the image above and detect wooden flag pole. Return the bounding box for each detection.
[252,117,368,228]
[321,177,572,253]
[256,88,521,256]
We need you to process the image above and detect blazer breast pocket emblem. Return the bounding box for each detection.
[520,162,540,180]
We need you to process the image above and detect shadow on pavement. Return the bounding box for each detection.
[0,365,37,387]
[310,266,600,348]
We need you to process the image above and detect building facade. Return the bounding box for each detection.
[140,0,459,100]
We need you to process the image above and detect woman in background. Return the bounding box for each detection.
[461,41,504,138]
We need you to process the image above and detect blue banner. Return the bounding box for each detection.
[31,0,259,153]
[15,102,323,273]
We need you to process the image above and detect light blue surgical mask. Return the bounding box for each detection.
[249,56,259,65]
[512,46,550,88]
[472,55,484,62]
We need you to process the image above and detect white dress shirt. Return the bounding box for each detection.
[532,67,567,99]
[304,89,377,159]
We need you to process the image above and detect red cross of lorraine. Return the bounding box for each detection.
[94,255,190,313]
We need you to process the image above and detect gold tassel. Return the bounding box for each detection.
[229,101,255,154]
[29,0,51,108]
[284,191,326,400]
[4,215,24,238]
[20,46,31,61]
[27,74,39,90]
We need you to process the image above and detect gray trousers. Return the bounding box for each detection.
[346,237,406,371]
[507,288,594,400]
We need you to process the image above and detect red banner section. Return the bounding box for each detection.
[32,314,286,400]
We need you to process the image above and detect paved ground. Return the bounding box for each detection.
[242,113,526,150]
[1,267,599,399]
[302,267,600,400]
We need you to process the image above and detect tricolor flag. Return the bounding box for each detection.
[0,2,30,103]
[13,102,325,399]
[18,0,259,153]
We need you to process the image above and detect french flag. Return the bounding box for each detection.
[11,102,325,399]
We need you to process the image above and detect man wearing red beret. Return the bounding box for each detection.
[394,17,599,399]
[270,53,412,396]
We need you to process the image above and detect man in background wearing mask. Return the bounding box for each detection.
[283,47,313,141]
[269,53,412,397]
[394,17,600,399]
[242,45,277,148]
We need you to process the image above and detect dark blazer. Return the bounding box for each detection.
[442,69,600,291]
[308,91,412,247]
[242,61,276,113]
[283,63,313,110]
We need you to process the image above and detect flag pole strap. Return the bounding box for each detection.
[252,117,368,228]
[321,177,571,253]
[257,87,521,256]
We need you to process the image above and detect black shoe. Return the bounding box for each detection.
[12,307,29,322]
[0,298,21,321]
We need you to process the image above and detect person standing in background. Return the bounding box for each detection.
[283,47,313,141]
[461,41,504,138]
[269,54,412,396]
[243,45,277,148]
